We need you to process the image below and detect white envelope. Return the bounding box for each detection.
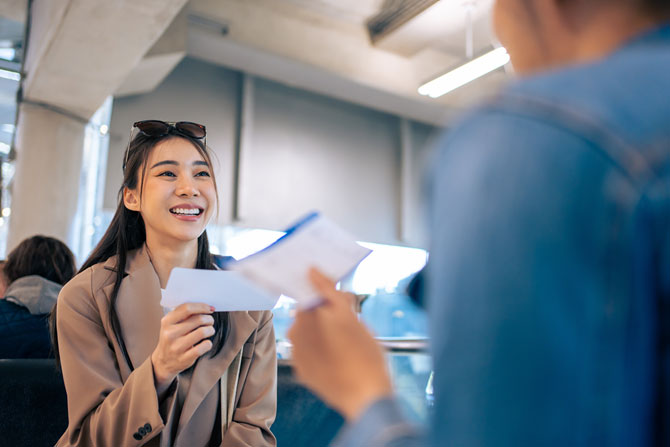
[161,268,279,311]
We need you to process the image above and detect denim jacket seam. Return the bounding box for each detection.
[478,92,665,193]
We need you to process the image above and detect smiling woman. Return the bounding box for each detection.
[49,121,277,447]
[124,138,216,247]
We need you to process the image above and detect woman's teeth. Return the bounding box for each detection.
[171,208,201,215]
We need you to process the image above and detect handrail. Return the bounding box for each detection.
[276,337,429,359]
[375,337,429,353]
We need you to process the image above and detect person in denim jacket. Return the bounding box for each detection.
[288,1,670,446]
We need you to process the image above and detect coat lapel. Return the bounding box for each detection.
[176,310,257,435]
[110,246,164,372]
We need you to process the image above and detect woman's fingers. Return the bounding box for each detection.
[167,313,215,339]
[171,323,216,354]
[181,339,214,365]
[160,311,215,357]
[162,302,213,326]
[152,303,216,384]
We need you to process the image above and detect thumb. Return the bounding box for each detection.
[308,268,355,311]
[309,267,336,290]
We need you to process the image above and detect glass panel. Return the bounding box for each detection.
[72,97,112,262]
[0,16,23,257]
[387,351,432,425]
[349,242,428,339]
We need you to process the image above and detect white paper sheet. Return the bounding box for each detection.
[161,268,279,311]
[229,213,372,308]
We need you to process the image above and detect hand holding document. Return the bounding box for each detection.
[161,213,372,311]
[230,212,372,308]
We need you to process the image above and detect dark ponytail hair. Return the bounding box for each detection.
[50,128,229,369]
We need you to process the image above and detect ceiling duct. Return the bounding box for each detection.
[188,14,230,36]
[366,0,440,44]
[365,0,493,58]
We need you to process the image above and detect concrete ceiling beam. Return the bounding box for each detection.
[187,0,508,123]
[189,0,420,97]
[369,0,494,57]
[115,9,188,97]
[188,27,453,126]
[23,0,189,119]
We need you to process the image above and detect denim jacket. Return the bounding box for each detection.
[335,24,670,447]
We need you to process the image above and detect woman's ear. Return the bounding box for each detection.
[123,187,141,212]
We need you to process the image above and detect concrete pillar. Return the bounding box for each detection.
[6,0,189,253]
[8,104,86,250]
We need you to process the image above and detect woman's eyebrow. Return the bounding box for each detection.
[150,160,209,169]
[150,160,178,169]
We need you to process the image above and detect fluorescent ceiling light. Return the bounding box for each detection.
[0,68,20,82]
[418,47,510,98]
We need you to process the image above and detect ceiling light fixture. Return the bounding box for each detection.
[418,47,510,98]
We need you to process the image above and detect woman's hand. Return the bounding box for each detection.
[288,269,393,421]
[151,303,215,389]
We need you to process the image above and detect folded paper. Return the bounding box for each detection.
[162,212,372,311]
[161,269,279,311]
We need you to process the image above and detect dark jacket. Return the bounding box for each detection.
[0,275,62,358]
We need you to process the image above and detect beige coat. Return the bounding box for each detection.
[55,246,277,446]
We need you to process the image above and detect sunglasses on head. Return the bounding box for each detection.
[123,120,207,169]
[134,120,206,139]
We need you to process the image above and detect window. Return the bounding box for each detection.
[0,15,24,257]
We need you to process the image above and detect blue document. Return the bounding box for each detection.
[229,212,372,308]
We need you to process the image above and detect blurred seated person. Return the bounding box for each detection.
[0,235,76,358]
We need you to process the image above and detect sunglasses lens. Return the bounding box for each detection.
[175,122,206,139]
[135,120,169,136]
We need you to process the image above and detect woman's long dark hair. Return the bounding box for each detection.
[50,128,229,369]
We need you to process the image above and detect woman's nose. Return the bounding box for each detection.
[176,176,199,197]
